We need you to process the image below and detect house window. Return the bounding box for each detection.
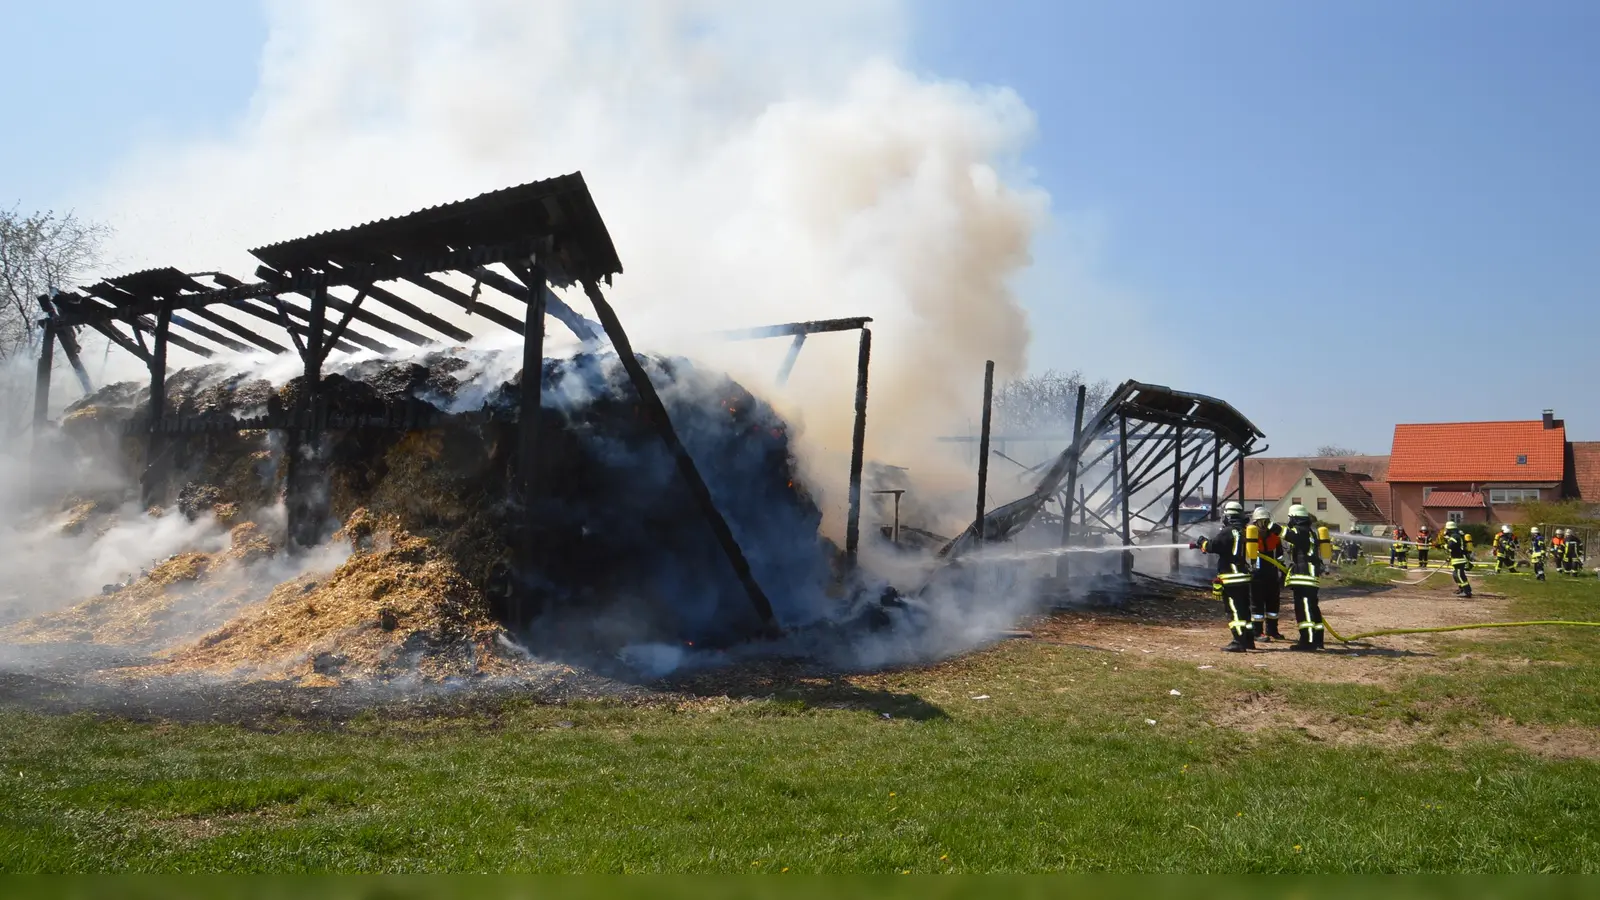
[1448,511,1464,524]
[1488,488,1540,505]
[1290,497,1302,506]
[1422,486,1433,501]
[1517,455,1528,465]
[1305,477,1312,486]
[1316,497,1328,511]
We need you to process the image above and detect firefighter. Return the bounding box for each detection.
[1494,524,1518,573]
[1564,529,1585,574]
[1551,528,1565,570]
[1190,500,1255,652]
[1390,526,1411,569]
[1528,526,1547,582]
[1444,520,1473,598]
[1415,524,1433,569]
[1282,504,1329,651]
[1248,506,1285,640]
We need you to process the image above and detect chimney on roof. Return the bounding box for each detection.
[1543,409,1556,430]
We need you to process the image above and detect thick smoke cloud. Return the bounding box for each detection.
[85,0,1049,537]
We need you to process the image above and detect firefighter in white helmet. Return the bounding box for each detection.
[1443,520,1473,598]
[1248,506,1285,640]
[1563,529,1585,574]
[1282,504,1330,651]
[1493,524,1518,573]
[1190,500,1255,652]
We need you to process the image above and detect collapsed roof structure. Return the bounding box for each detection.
[940,380,1266,577]
[30,173,875,634]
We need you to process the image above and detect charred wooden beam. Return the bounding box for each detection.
[775,334,806,386]
[321,287,371,354]
[974,360,995,547]
[87,320,151,365]
[140,302,172,507]
[506,260,549,625]
[33,320,55,430]
[57,240,541,327]
[357,282,474,344]
[189,308,290,355]
[470,266,600,342]
[168,313,252,354]
[219,270,468,347]
[718,317,874,341]
[242,297,370,355]
[580,278,778,630]
[402,273,524,335]
[1056,383,1088,580]
[844,328,872,564]
[37,296,94,394]
[1118,413,1133,578]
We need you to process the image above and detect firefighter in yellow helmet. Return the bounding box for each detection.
[1190,500,1255,652]
[1282,504,1330,651]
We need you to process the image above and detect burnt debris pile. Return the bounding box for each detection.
[13,349,833,681]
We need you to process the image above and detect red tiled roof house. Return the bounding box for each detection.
[1386,412,1567,532]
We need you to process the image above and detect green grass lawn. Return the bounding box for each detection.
[2,574,1599,873]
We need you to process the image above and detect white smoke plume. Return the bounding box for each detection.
[81,0,1048,538]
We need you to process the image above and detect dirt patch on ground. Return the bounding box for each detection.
[1210,688,1600,760]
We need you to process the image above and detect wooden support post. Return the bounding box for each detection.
[1056,383,1088,579]
[581,279,778,630]
[286,285,329,550]
[844,328,872,566]
[507,261,549,627]
[1119,413,1133,579]
[140,302,172,507]
[32,319,55,432]
[1170,424,1185,572]
[974,360,995,548]
[1211,441,1222,521]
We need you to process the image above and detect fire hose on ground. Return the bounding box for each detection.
[1242,552,1600,645]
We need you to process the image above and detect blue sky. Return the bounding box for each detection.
[5,0,1597,453]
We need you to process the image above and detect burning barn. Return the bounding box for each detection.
[19,173,882,678]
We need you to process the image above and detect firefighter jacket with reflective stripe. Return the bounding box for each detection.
[1444,532,1471,564]
[1282,525,1326,587]
[1198,527,1251,582]
[1392,531,1410,553]
[1529,536,1546,561]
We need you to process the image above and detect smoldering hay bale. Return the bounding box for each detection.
[148,511,507,683]
[1,522,284,648]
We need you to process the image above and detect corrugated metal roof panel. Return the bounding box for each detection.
[248,171,622,280]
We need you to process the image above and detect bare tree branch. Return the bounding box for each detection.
[990,369,1111,435]
[0,206,111,362]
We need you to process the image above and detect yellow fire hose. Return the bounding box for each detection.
[1243,553,1600,644]
[1323,619,1600,643]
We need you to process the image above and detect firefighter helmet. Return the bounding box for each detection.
[1222,500,1245,525]
[1445,520,1459,531]
[1532,526,1541,535]
[1251,506,1270,522]
[1287,503,1309,519]
[1502,524,1512,534]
